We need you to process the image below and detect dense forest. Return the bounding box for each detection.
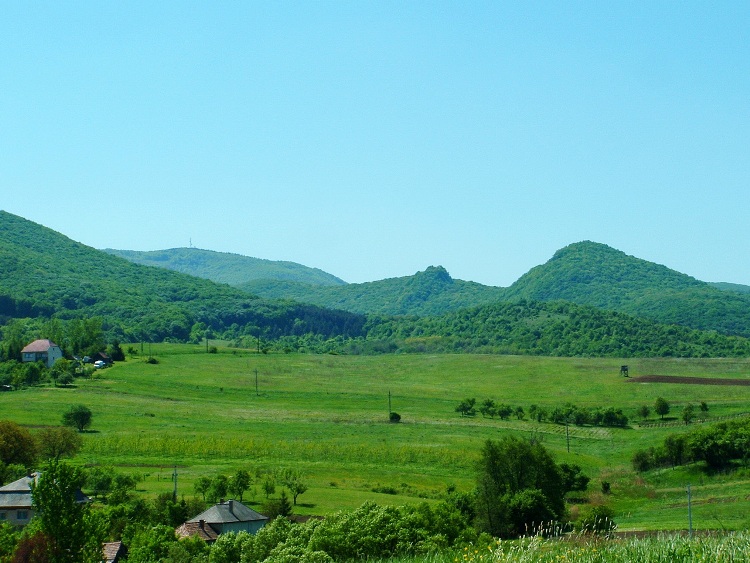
[2,211,750,359]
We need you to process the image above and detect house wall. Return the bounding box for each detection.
[0,507,34,527]
[46,346,63,368]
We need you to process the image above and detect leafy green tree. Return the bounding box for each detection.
[514,406,525,420]
[193,476,211,502]
[558,463,590,492]
[208,474,229,503]
[50,359,74,387]
[279,468,308,506]
[31,460,105,562]
[62,405,93,432]
[124,524,178,563]
[475,436,570,538]
[455,398,476,417]
[496,403,513,420]
[479,399,496,418]
[654,397,670,420]
[0,420,37,468]
[36,426,82,461]
[682,404,695,425]
[637,405,650,420]
[230,469,252,502]
[261,473,276,498]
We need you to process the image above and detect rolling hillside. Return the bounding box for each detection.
[103,247,346,287]
[2,211,750,358]
[241,266,506,316]
[502,241,750,337]
[0,211,365,342]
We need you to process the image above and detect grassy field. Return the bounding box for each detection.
[3,343,750,530]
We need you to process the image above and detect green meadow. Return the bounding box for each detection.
[4,343,750,530]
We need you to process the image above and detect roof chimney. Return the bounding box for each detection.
[228,499,234,513]
[199,519,205,530]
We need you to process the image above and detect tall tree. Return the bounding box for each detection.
[30,460,104,563]
[475,436,571,538]
[229,469,251,502]
[0,420,37,469]
[36,427,83,461]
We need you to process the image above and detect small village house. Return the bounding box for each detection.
[176,500,268,542]
[0,473,89,527]
[20,339,63,368]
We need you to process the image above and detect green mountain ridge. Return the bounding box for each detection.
[2,211,750,358]
[102,247,346,287]
[503,241,750,337]
[0,211,365,343]
[240,266,507,316]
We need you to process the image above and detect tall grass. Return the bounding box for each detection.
[383,532,750,562]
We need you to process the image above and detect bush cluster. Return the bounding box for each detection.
[632,417,750,472]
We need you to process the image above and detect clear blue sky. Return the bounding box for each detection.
[2,2,748,286]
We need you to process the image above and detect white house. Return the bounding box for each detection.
[21,339,63,368]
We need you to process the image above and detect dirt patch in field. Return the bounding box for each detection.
[627,375,750,386]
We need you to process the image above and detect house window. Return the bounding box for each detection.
[0,512,6,520]
[17,511,28,520]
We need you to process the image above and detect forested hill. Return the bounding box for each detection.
[0,211,365,342]
[502,241,750,337]
[241,266,506,316]
[103,247,346,287]
[366,300,750,357]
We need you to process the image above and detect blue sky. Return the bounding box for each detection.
[2,2,748,286]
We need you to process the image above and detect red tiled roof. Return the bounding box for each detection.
[102,541,126,563]
[175,520,219,542]
[21,339,59,353]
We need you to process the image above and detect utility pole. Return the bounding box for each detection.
[565,418,571,453]
[172,466,178,501]
[255,369,259,396]
[388,390,392,415]
[687,483,693,538]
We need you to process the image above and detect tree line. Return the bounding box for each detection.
[455,398,629,428]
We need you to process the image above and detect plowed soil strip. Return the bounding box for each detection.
[627,375,750,386]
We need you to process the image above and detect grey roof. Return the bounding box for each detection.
[188,499,268,525]
[0,475,35,492]
[0,473,89,507]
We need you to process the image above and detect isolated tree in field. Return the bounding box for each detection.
[229,469,251,502]
[654,397,670,420]
[62,405,92,432]
[700,401,709,414]
[279,468,308,506]
[637,405,650,420]
[455,398,476,417]
[31,460,104,562]
[514,406,525,420]
[37,426,83,461]
[0,420,37,468]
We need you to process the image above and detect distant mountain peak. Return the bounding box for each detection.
[416,265,453,284]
